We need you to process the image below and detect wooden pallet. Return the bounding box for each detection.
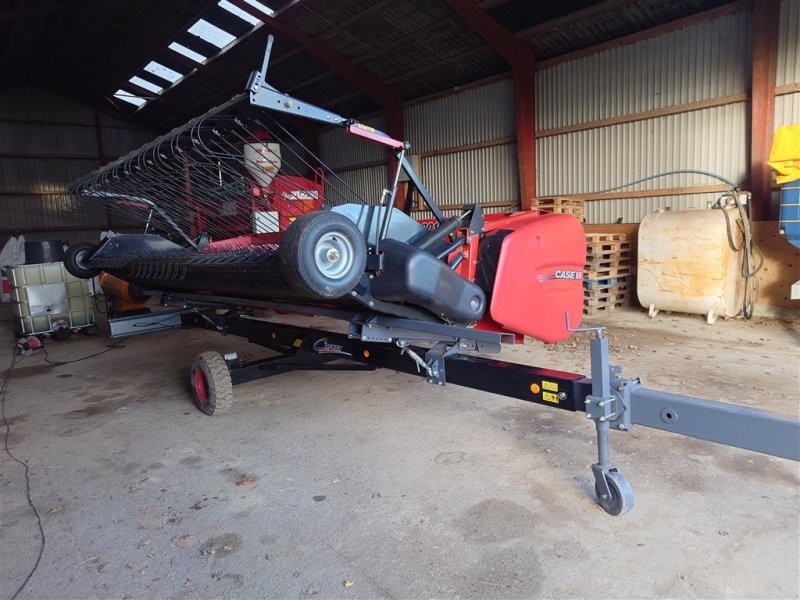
[586,250,635,267]
[583,298,629,315]
[585,232,626,243]
[586,240,633,254]
[585,232,636,281]
[584,265,634,278]
[532,197,585,220]
[584,285,631,300]
[583,275,633,290]
[584,288,630,308]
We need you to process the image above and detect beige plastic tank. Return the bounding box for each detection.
[244,142,281,187]
[637,207,744,324]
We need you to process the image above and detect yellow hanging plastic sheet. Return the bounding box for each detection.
[768,125,800,184]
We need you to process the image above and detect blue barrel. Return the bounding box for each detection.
[780,179,800,249]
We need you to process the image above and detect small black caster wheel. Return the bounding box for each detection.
[64,242,102,279]
[595,471,634,516]
[190,351,234,416]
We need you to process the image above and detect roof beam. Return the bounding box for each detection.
[270,0,395,72]
[351,16,454,66]
[441,0,534,65]
[386,47,490,83]
[515,0,635,39]
[477,0,515,9]
[441,0,537,206]
[226,0,402,109]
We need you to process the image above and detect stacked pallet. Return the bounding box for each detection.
[584,233,635,315]
[531,197,585,222]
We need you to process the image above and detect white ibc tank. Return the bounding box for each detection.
[637,207,744,323]
[244,142,281,187]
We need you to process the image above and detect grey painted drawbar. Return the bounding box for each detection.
[628,387,798,461]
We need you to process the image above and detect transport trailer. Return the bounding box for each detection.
[62,37,800,516]
[167,292,799,517]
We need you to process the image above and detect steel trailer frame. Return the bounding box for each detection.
[161,293,800,517]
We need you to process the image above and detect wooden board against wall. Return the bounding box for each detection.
[751,222,800,309]
[583,221,799,310]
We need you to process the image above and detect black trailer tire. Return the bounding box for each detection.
[64,242,102,279]
[280,211,367,299]
[190,351,234,416]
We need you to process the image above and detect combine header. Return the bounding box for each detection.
[63,37,799,516]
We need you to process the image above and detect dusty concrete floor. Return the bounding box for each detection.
[0,304,798,599]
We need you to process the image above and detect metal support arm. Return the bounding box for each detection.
[628,388,799,461]
[247,34,445,226]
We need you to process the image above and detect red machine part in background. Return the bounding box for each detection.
[261,173,324,231]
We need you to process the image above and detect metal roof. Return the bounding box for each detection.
[0,0,739,131]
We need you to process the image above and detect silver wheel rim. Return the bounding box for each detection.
[314,231,355,280]
[75,249,92,269]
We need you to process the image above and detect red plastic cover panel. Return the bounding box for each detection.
[489,213,584,343]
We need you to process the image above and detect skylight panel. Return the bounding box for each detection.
[128,76,163,94]
[187,19,237,49]
[218,0,261,25]
[143,61,183,83]
[241,0,274,16]
[168,42,207,64]
[113,90,146,107]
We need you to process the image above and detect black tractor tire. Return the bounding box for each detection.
[280,211,367,299]
[190,351,234,416]
[64,242,102,279]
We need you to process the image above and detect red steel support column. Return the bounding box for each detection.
[441,0,537,208]
[750,0,780,220]
[514,59,536,210]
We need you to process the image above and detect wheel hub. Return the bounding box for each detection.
[314,231,355,280]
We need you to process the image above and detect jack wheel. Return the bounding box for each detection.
[190,351,234,416]
[595,471,634,516]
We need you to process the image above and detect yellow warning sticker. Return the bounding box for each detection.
[542,380,559,392]
[542,391,559,404]
[293,338,303,348]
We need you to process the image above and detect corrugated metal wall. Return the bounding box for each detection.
[319,115,388,170]
[421,143,518,206]
[314,3,800,226]
[776,0,800,87]
[584,192,723,224]
[318,79,518,219]
[536,10,750,131]
[0,87,152,246]
[537,104,748,195]
[775,92,800,129]
[775,0,800,130]
[408,79,518,218]
[405,79,514,153]
[535,8,753,223]
[333,165,389,206]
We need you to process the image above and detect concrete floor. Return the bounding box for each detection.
[1,304,798,599]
